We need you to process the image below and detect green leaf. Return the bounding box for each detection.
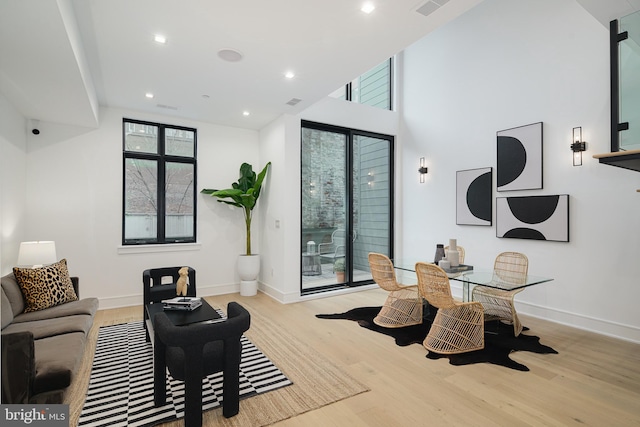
[200,161,270,255]
[200,188,218,194]
[217,200,243,208]
[211,188,243,198]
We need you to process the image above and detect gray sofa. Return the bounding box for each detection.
[1,272,99,404]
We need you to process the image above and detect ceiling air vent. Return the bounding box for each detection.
[286,98,302,106]
[416,0,449,17]
[156,104,178,110]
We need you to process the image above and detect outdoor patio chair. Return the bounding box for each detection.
[318,229,357,270]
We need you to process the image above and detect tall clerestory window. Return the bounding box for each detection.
[122,119,197,245]
[330,58,393,110]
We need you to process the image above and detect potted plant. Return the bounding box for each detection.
[334,258,346,282]
[201,161,271,295]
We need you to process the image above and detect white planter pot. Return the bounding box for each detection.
[237,254,260,296]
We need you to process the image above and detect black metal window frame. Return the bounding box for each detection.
[610,19,628,152]
[342,58,394,110]
[122,118,197,245]
[300,120,395,296]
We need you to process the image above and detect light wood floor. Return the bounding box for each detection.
[97,289,640,426]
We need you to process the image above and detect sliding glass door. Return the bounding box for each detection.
[301,121,393,294]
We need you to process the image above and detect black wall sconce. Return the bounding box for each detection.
[419,157,428,183]
[571,127,587,166]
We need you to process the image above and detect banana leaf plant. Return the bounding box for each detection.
[201,162,271,255]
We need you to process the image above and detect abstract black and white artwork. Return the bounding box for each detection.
[496,195,569,242]
[497,122,543,191]
[456,167,492,226]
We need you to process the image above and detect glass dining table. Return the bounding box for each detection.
[392,259,553,302]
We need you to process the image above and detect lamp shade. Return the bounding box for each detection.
[17,241,57,267]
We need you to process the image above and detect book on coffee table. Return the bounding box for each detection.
[443,264,473,274]
[162,297,202,311]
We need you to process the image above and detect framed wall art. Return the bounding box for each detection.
[497,122,543,191]
[496,194,569,242]
[456,167,492,226]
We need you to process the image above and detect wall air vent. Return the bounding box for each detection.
[286,98,302,106]
[416,0,449,17]
[156,104,178,110]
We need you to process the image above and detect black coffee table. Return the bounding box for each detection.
[145,299,223,344]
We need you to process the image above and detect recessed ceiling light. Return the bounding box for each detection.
[217,48,243,62]
[243,111,250,116]
[145,93,154,99]
[284,71,295,79]
[361,2,375,13]
[154,34,166,44]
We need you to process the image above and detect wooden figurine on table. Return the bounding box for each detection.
[176,266,189,297]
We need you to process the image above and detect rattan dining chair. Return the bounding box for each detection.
[368,253,423,328]
[471,251,528,337]
[415,262,484,354]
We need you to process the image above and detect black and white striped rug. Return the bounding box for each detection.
[78,320,292,427]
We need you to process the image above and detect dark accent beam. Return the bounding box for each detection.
[595,150,640,172]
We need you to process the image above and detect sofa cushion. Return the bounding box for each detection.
[12,298,98,324]
[1,273,25,316]
[1,288,14,329]
[2,314,94,340]
[0,331,35,404]
[32,332,86,397]
[13,259,78,313]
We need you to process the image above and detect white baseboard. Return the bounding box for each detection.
[447,282,640,344]
[97,281,639,344]
[516,300,640,344]
[96,282,240,310]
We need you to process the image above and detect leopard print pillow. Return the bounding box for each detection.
[13,259,78,313]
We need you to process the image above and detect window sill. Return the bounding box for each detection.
[117,242,201,255]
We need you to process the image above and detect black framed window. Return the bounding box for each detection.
[122,118,197,245]
[329,58,393,111]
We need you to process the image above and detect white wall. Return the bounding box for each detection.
[257,115,301,302]
[301,96,400,137]
[400,0,640,342]
[18,106,259,307]
[0,94,27,276]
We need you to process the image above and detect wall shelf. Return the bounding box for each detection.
[593,149,640,172]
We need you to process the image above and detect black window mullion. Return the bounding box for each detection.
[157,126,166,243]
[346,131,354,284]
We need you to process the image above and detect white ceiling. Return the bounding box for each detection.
[2,0,638,131]
[0,0,483,130]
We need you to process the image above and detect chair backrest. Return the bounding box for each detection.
[445,245,465,264]
[332,229,357,243]
[368,253,402,292]
[493,252,528,285]
[143,266,196,306]
[415,262,455,309]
